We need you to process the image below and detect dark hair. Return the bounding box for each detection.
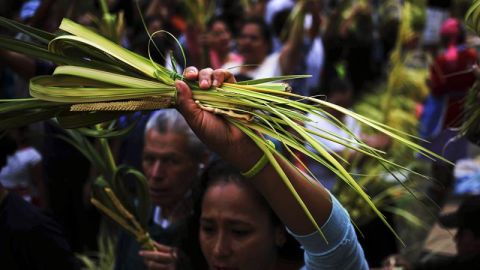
[207,16,231,32]
[145,109,208,162]
[200,160,281,225]
[241,17,273,54]
[193,159,303,262]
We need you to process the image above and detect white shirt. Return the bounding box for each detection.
[224,52,282,80]
[305,112,361,153]
[0,147,42,189]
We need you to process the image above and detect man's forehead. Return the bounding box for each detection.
[144,131,190,151]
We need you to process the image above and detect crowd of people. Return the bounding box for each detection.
[2,0,480,269]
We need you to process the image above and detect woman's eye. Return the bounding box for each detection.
[231,229,251,237]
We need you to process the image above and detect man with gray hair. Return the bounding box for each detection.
[115,109,209,270]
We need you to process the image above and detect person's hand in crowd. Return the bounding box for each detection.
[139,242,177,270]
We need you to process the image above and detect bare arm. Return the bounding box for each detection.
[279,1,322,77]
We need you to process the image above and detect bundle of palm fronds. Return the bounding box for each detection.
[0,15,448,242]
[1,4,155,250]
[77,226,117,270]
[59,1,152,250]
[53,113,154,251]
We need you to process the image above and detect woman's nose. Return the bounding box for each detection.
[212,231,233,258]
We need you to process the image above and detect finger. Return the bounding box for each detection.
[183,66,198,81]
[153,242,176,253]
[139,251,176,263]
[198,68,214,89]
[144,259,174,270]
[212,69,236,87]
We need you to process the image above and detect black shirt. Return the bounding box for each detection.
[0,192,79,270]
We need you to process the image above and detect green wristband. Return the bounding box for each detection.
[241,140,275,178]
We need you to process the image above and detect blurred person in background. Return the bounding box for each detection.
[421,17,479,206]
[414,195,480,269]
[225,7,322,97]
[115,109,210,270]
[0,134,80,270]
[0,127,47,208]
[206,16,242,70]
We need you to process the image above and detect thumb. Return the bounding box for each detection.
[175,80,204,130]
[175,80,194,114]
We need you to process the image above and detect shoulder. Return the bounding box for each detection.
[1,193,75,260]
[1,193,43,232]
[221,56,243,72]
[253,52,282,79]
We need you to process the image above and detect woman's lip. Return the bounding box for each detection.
[213,265,237,270]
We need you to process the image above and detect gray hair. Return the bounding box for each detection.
[145,109,208,161]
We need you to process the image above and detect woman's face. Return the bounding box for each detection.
[209,21,232,54]
[200,182,280,270]
[237,23,269,65]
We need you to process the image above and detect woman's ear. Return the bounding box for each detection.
[275,226,287,247]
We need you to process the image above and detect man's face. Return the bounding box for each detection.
[142,130,200,208]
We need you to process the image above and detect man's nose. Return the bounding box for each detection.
[150,159,166,178]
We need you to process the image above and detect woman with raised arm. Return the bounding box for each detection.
[140,67,368,270]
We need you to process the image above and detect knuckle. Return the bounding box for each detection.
[183,66,197,75]
[200,68,214,75]
[213,69,225,75]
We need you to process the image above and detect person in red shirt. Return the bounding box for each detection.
[422,18,479,207]
[429,18,478,129]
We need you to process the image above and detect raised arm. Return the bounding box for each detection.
[175,67,368,269]
[175,67,332,234]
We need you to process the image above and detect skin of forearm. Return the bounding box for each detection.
[228,139,332,235]
[279,9,307,75]
[252,155,332,235]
